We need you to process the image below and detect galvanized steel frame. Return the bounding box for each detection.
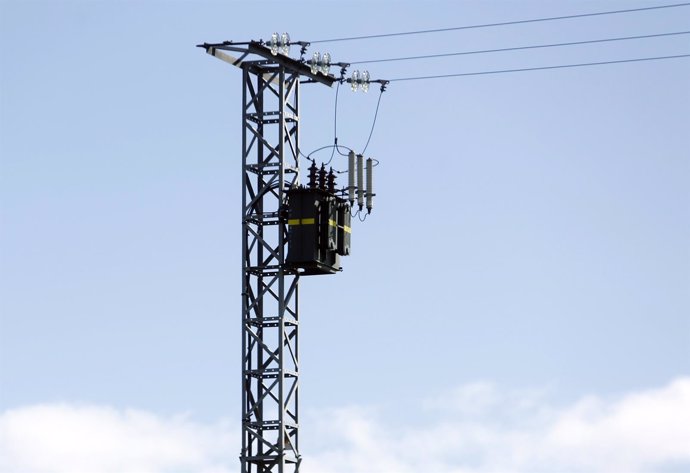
[199,40,337,473]
[241,61,301,473]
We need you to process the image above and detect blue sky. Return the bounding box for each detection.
[1,1,689,472]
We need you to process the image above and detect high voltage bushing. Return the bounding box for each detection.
[348,151,356,206]
[356,153,364,211]
[346,150,375,213]
[366,157,373,214]
[327,168,336,194]
[318,163,327,190]
[308,159,318,189]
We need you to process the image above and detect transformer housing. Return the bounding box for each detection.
[286,187,351,275]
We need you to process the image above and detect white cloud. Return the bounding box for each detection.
[2,378,689,473]
[0,404,236,473]
[302,377,690,473]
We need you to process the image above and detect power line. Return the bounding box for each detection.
[388,54,690,82]
[326,81,341,165]
[362,90,384,154]
[351,31,690,65]
[311,3,690,43]
[298,81,383,165]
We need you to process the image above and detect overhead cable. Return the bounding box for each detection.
[311,3,690,43]
[326,81,341,165]
[387,54,690,82]
[351,31,690,64]
[361,90,384,154]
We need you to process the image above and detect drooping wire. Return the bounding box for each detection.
[354,209,368,222]
[361,90,384,155]
[310,3,690,43]
[299,143,354,163]
[387,54,690,82]
[325,81,341,165]
[335,143,351,157]
[298,75,384,169]
[300,144,338,159]
[297,82,349,166]
[350,31,690,64]
[301,93,384,163]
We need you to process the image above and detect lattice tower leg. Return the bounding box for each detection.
[240,63,301,473]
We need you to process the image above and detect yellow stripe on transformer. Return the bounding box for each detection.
[289,218,315,225]
[342,225,351,234]
[289,218,343,227]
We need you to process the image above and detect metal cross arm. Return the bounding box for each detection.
[197,41,337,87]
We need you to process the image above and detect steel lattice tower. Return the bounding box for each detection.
[241,61,301,472]
[199,41,337,473]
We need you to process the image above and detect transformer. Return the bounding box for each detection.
[286,187,351,275]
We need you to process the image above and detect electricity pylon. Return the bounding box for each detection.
[198,40,336,473]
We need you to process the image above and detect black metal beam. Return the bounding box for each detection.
[197,41,337,87]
